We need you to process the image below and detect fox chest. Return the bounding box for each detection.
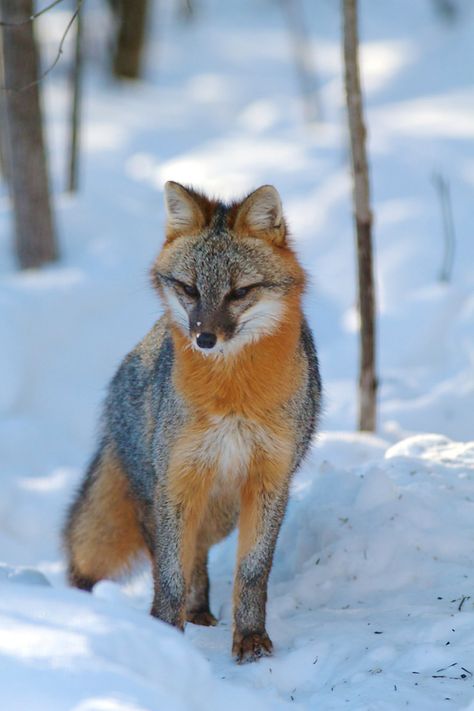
[184,415,276,485]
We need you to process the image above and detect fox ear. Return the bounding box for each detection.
[164,181,205,240]
[233,185,286,246]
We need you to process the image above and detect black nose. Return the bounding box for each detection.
[196,332,217,349]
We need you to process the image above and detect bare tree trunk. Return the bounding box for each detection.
[1,0,57,269]
[67,1,83,192]
[0,29,11,184]
[113,0,149,80]
[342,0,377,431]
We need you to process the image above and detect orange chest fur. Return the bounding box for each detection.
[171,319,303,420]
[167,323,303,497]
[167,411,295,505]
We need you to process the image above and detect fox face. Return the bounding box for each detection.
[152,182,305,356]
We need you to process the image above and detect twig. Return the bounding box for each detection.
[458,595,469,612]
[281,0,321,124]
[0,0,65,26]
[432,170,456,282]
[3,1,82,93]
[178,0,195,21]
[436,663,458,673]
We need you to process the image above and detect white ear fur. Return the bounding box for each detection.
[164,181,201,232]
[244,185,283,231]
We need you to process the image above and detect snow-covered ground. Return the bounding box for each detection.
[1,0,473,708]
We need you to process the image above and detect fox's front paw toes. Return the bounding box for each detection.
[186,609,218,627]
[232,630,273,663]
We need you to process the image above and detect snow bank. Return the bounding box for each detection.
[3,435,474,709]
[198,434,474,709]
[0,581,273,711]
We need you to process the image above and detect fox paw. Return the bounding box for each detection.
[232,630,273,663]
[186,609,218,627]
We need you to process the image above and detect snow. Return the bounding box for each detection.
[0,584,265,711]
[1,0,474,708]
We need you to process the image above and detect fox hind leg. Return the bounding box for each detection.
[64,444,146,590]
[186,492,239,627]
[186,543,217,626]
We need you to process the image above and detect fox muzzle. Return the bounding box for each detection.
[196,332,217,349]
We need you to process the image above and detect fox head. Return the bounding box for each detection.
[152,182,305,356]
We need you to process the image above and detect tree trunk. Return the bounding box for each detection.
[281,0,321,124]
[0,30,10,184]
[113,0,148,80]
[1,0,57,269]
[67,1,83,192]
[342,0,377,431]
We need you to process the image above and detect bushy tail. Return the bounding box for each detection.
[63,443,146,590]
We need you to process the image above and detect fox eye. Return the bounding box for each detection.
[180,282,199,298]
[229,286,250,300]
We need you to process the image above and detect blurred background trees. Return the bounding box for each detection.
[0,0,57,269]
[0,0,325,270]
[0,0,465,431]
[110,0,149,79]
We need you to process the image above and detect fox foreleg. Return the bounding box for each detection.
[150,468,211,630]
[232,473,290,663]
[150,487,186,628]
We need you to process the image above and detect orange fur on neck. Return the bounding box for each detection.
[170,290,303,421]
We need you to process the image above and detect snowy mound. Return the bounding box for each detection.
[0,583,268,711]
[2,435,474,709]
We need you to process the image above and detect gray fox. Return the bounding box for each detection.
[63,182,321,662]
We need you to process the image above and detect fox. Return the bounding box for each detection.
[63,181,321,662]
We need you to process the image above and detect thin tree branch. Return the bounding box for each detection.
[432,171,456,282]
[0,0,65,26]
[2,1,82,93]
[67,1,82,191]
[281,0,321,124]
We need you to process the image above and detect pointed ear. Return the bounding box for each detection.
[164,181,206,240]
[233,185,286,246]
